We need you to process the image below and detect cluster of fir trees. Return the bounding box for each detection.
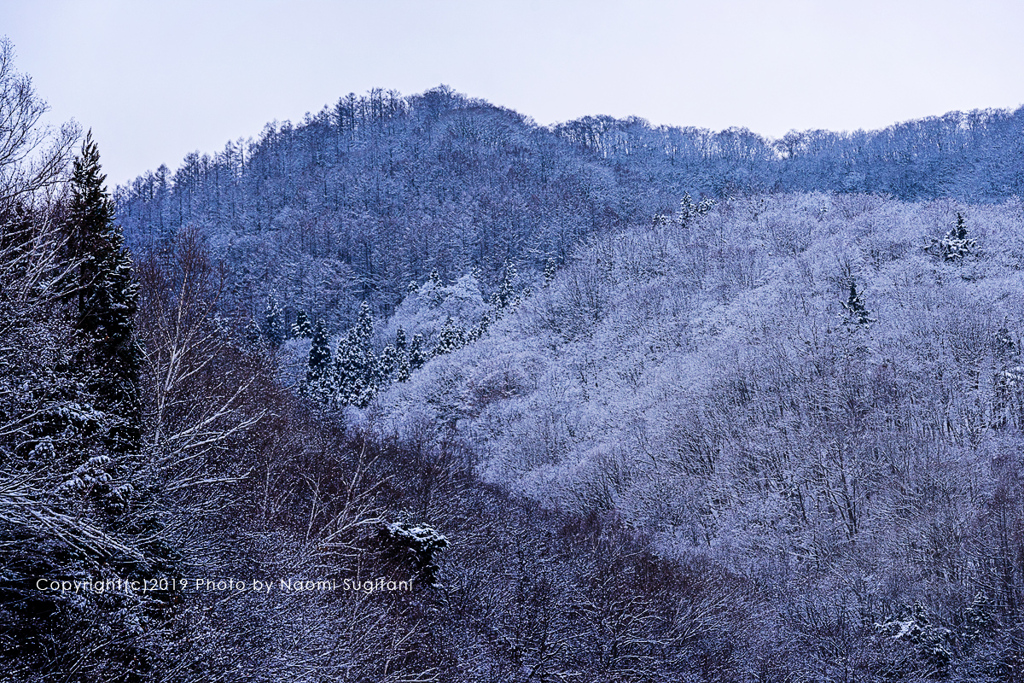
[298,264,526,410]
[302,302,426,408]
[250,298,323,348]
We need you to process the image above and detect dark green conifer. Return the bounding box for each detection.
[395,349,411,382]
[377,343,397,386]
[354,300,374,344]
[928,212,978,263]
[305,320,334,405]
[334,316,377,407]
[264,295,285,345]
[306,320,332,384]
[434,316,466,356]
[292,310,313,338]
[66,132,142,452]
[395,327,407,352]
[842,281,875,328]
[409,333,427,370]
[492,261,517,310]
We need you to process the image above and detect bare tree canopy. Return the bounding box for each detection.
[0,37,79,209]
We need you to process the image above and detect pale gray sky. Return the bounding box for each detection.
[4,0,1023,186]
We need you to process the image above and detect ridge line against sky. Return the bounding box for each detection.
[4,0,1023,187]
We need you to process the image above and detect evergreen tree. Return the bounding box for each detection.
[306,321,332,384]
[409,333,427,370]
[305,320,333,404]
[333,330,363,406]
[675,191,716,227]
[470,311,490,342]
[395,347,412,382]
[376,343,398,388]
[354,300,374,344]
[334,317,377,407]
[944,213,975,261]
[66,132,142,452]
[962,593,995,644]
[492,261,518,311]
[328,301,379,406]
[877,602,951,674]
[434,316,467,356]
[842,281,875,328]
[355,349,379,407]
[994,323,1016,359]
[929,212,977,262]
[242,316,265,353]
[291,309,313,338]
[420,270,447,308]
[264,295,285,345]
[392,327,412,381]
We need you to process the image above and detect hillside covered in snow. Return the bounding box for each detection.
[6,38,1024,679]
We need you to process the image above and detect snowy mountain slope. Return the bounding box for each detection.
[373,192,1024,595]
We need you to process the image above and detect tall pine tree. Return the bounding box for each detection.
[306,320,332,384]
[334,329,369,406]
[66,132,142,452]
[305,320,334,405]
[409,333,427,370]
[394,327,411,382]
[332,303,380,407]
[264,295,285,345]
[354,300,374,344]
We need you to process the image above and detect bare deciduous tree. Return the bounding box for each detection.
[0,38,79,209]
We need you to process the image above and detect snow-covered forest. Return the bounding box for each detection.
[5,33,1024,681]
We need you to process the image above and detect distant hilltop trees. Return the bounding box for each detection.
[115,86,1024,329]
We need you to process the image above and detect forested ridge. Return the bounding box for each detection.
[5,33,1024,681]
[115,84,1024,326]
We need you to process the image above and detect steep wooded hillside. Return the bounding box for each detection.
[372,192,1024,678]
